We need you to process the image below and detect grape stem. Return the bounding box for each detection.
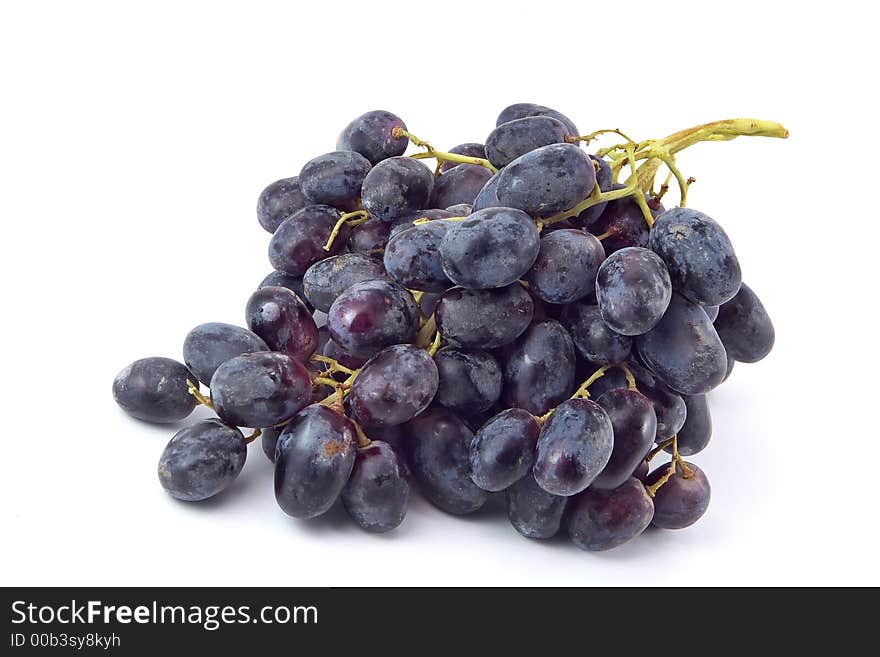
[571,365,610,400]
[620,363,638,391]
[323,210,369,251]
[393,126,499,174]
[245,428,262,444]
[186,380,213,408]
[352,421,371,448]
[310,354,357,376]
[645,435,694,497]
[413,215,466,226]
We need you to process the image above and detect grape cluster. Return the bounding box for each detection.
[113,105,786,551]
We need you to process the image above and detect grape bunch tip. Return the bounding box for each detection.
[113,103,784,551]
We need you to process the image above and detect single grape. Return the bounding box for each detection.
[636,293,728,395]
[327,279,419,357]
[347,217,391,257]
[383,220,454,292]
[469,408,540,491]
[471,171,502,211]
[485,116,569,168]
[183,322,269,386]
[525,229,604,304]
[336,110,408,165]
[258,271,309,308]
[670,394,712,456]
[268,204,349,276]
[302,253,387,313]
[566,477,654,551]
[434,347,502,415]
[649,207,742,306]
[210,352,312,428]
[440,207,540,289]
[246,285,318,362]
[559,301,632,365]
[497,143,596,216]
[430,164,493,209]
[274,405,357,518]
[502,319,576,415]
[347,344,439,427]
[440,143,486,172]
[404,406,488,514]
[342,440,410,532]
[592,389,657,489]
[505,473,568,539]
[322,338,367,371]
[495,103,579,138]
[299,151,371,207]
[588,189,650,254]
[646,461,711,529]
[257,177,309,234]
[633,459,649,483]
[261,425,283,463]
[112,357,197,423]
[158,419,247,501]
[573,156,613,228]
[445,203,472,216]
[596,247,673,335]
[623,360,688,442]
[533,398,614,496]
[713,283,775,363]
[435,283,534,349]
[361,157,434,222]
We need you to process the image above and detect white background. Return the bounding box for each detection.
[1,0,877,586]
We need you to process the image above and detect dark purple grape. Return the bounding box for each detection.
[440,207,540,289]
[624,360,687,442]
[261,425,283,463]
[505,473,568,539]
[633,459,649,483]
[592,389,657,490]
[596,247,672,336]
[257,176,308,234]
[486,116,569,168]
[502,319,576,415]
[327,279,419,357]
[274,405,357,519]
[670,395,711,456]
[636,293,728,395]
[497,144,596,216]
[361,157,434,222]
[342,440,410,532]
[646,461,711,529]
[574,156,613,228]
[560,302,632,365]
[430,164,493,209]
[210,352,311,428]
[158,419,247,501]
[435,283,533,349]
[404,406,488,514]
[299,151,371,207]
[649,208,742,306]
[383,220,453,292]
[704,305,719,322]
[469,408,539,491]
[112,357,197,423]
[440,143,487,172]
[347,217,390,257]
[322,338,367,371]
[302,253,387,313]
[258,271,309,308]
[336,110,408,165]
[525,229,604,304]
[534,398,613,496]
[471,171,502,211]
[496,103,579,138]
[566,477,654,551]
[268,204,349,276]
[246,285,318,362]
[445,203,472,216]
[183,322,269,386]
[434,347,502,415]
[714,283,774,363]
[588,190,650,254]
[347,344,439,427]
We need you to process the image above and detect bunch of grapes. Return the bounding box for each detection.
[113,104,785,551]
